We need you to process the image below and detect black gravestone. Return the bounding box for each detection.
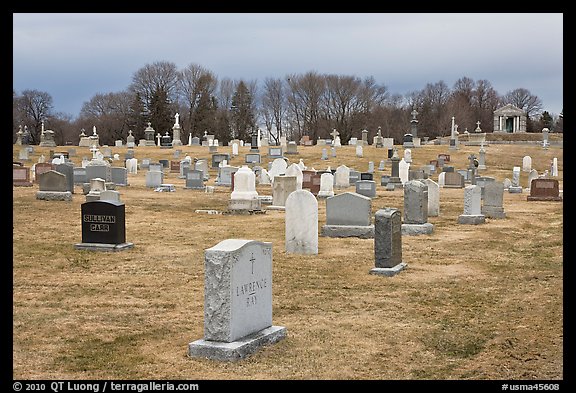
[387,148,394,159]
[75,200,133,251]
[360,172,373,181]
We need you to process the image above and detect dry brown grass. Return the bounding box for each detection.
[12,141,563,380]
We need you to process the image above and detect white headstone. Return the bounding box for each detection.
[232,142,239,156]
[259,169,271,185]
[231,165,258,200]
[334,165,350,188]
[399,158,410,184]
[355,144,363,158]
[422,178,440,217]
[317,173,335,198]
[268,158,288,183]
[552,157,558,177]
[285,163,304,190]
[285,190,318,255]
[438,172,446,188]
[404,149,412,163]
[522,156,532,172]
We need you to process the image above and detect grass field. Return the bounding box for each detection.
[12,139,563,380]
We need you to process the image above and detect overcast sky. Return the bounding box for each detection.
[13,13,563,119]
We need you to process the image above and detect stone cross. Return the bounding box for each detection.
[128,129,133,136]
[80,128,86,137]
[156,133,162,146]
[411,109,418,120]
[148,122,152,127]
[89,145,99,159]
[330,129,339,140]
[93,125,97,136]
[165,131,170,137]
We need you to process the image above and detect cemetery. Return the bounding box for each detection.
[12,132,563,379]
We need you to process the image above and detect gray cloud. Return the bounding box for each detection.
[13,13,563,117]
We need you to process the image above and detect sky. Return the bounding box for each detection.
[13,13,563,119]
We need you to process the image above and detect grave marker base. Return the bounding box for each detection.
[369,262,407,277]
[188,325,286,361]
[74,242,134,252]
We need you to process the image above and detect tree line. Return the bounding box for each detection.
[12,60,563,147]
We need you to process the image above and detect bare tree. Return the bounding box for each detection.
[14,89,53,145]
[502,88,543,119]
[78,91,133,144]
[261,77,286,145]
[129,60,179,115]
[285,71,325,141]
[178,63,218,137]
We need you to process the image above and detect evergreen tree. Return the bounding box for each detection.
[231,81,256,141]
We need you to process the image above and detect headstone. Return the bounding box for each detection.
[508,166,523,193]
[140,158,151,170]
[422,179,439,217]
[285,163,303,190]
[526,169,539,191]
[331,147,336,158]
[527,179,562,201]
[399,158,410,184]
[542,128,549,149]
[74,200,133,251]
[286,141,298,154]
[349,137,358,146]
[36,170,72,201]
[404,149,412,163]
[271,176,298,208]
[145,167,164,188]
[126,158,138,174]
[522,156,532,172]
[360,173,373,181]
[285,190,318,254]
[195,160,210,180]
[334,165,350,188]
[402,133,414,148]
[232,142,239,156]
[179,160,191,179]
[383,138,394,149]
[355,144,363,158]
[188,239,286,361]
[386,153,402,190]
[401,180,434,235]
[367,161,374,174]
[408,169,426,181]
[126,130,135,148]
[159,159,169,169]
[85,178,106,200]
[191,136,200,146]
[321,148,328,160]
[348,170,361,186]
[217,166,239,187]
[212,153,231,169]
[184,170,205,190]
[100,189,121,203]
[268,147,283,158]
[115,140,123,147]
[369,208,407,276]
[229,165,261,212]
[317,173,335,198]
[457,185,485,224]
[378,160,385,171]
[551,158,558,177]
[443,172,465,188]
[73,167,87,184]
[475,176,496,199]
[482,181,506,218]
[355,180,376,198]
[55,163,75,193]
[18,147,29,161]
[380,175,390,186]
[13,166,33,187]
[478,144,487,170]
[268,158,288,183]
[245,153,261,164]
[321,192,374,238]
[259,169,271,185]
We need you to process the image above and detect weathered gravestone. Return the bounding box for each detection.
[74,200,133,251]
[369,208,407,276]
[321,192,374,238]
[457,185,485,224]
[270,176,298,209]
[36,170,72,201]
[355,180,376,198]
[183,169,204,190]
[482,181,507,218]
[401,180,434,235]
[188,239,286,361]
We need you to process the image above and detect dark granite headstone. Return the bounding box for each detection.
[75,200,133,251]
